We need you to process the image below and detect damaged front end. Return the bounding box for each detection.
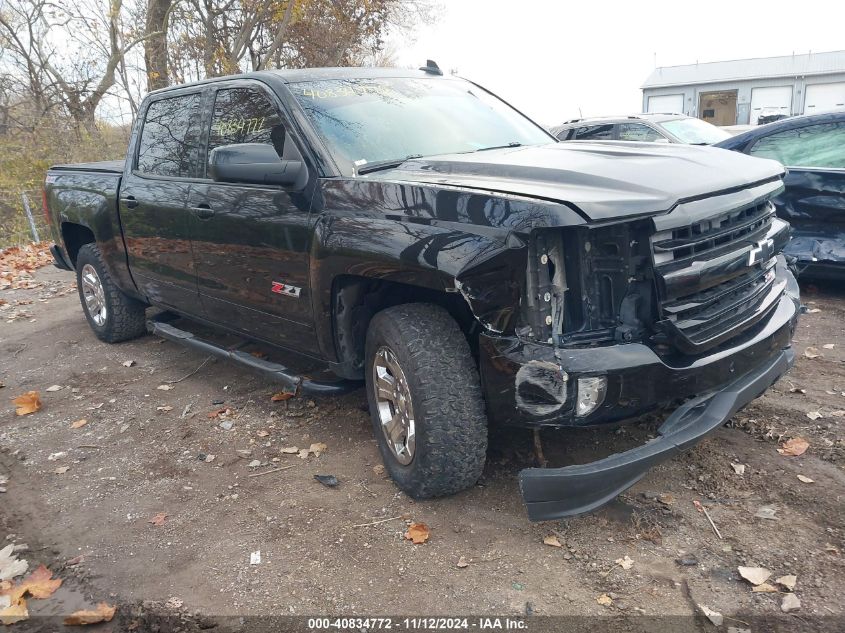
[462,184,801,521]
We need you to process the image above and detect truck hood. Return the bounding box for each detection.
[368,142,785,221]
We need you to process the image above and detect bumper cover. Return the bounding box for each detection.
[519,347,794,521]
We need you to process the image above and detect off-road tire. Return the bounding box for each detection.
[76,243,147,343]
[364,303,488,498]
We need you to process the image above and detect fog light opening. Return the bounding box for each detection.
[576,376,607,417]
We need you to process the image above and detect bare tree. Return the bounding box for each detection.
[0,0,153,129]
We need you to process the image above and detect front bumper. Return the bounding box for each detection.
[519,346,794,520]
[476,256,800,521]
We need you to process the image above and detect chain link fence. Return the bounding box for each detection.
[0,187,50,249]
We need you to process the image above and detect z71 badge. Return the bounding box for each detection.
[270,281,301,298]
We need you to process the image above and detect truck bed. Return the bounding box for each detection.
[49,159,125,174]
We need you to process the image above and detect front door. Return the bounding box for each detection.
[189,82,317,352]
[748,119,845,264]
[119,90,205,314]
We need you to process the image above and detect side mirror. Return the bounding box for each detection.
[653,137,671,144]
[208,143,303,187]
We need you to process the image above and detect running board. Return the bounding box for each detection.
[146,318,360,396]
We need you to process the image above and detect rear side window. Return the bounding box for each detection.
[555,128,576,140]
[574,124,613,140]
[749,121,845,168]
[207,87,302,170]
[136,93,203,177]
[618,123,664,142]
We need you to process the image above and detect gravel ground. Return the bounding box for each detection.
[1,266,844,632]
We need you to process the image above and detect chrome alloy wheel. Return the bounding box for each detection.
[372,346,416,465]
[80,264,107,326]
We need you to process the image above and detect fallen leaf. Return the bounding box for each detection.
[372,464,385,475]
[789,386,806,394]
[256,430,269,437]
[615,555,634,570]
[803,347,820,359]
[0,597,28,625]
[156,384,174,391]
[738,566,772,586]
[781,593,800,613]
[806,411,823,420]
[8,565,62,601]
[775,574,797,591]
[697,604,723,627]
[65,556,84,567]
[404,522,430,544]
[731,462,746,475]
[823,343,835,350]
[54,466,69,475]
[755,505,778,520]
[64,602,116,625]
[456,556,469,568]
[279,446,299,454]
[270,391,294,401]
[0,545,28,581]
[156,405,173,413]
[778,437,809,456]
[207,408,227,419]
[45,385,62,392]
[596,594,613,607]
[298,442,327,459]
[12,391,41,416]
[751,582,778,593]
[122,360,136,367]
[70,419,88,429]
[807,307,822,313]
[797,475,814,484]
[148,512,167,526]
[825,543,839,555]
[543,535,562,548]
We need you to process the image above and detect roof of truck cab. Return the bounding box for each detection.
[147,67,451,96]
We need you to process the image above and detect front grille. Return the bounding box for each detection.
[651,199,786,353]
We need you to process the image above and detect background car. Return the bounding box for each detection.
[550,113,732,145]
[715,110,845,280]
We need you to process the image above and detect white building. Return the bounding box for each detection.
[641,50,845,126]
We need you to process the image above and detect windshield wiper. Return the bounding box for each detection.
[473,142,523,152]
[356,154,423,175]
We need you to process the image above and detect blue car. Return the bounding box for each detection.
[716,111,845,280]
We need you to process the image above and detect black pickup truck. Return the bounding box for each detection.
[44,64,800,521]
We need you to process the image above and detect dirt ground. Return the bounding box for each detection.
[1,265,844,632]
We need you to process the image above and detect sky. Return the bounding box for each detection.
[392,0,845,127]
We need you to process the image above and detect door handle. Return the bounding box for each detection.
[192,204,215,219]
[121,196,138,209]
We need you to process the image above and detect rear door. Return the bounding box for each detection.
[188,80,317,352]
[748,119,845,261]
[119,89,206,313]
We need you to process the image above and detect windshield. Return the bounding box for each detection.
[290,77,552,171]
[660,117,732,145]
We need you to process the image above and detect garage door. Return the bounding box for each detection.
[805,83,845,114]
[647,94,684,114]
[750,86,792,125]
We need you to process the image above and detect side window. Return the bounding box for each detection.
[574,124,613,140]
[618,123,664,142]
[749,122,845,168]
[136,93,203,177]
[208,87,300,170]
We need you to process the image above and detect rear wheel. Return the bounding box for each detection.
[364,303,488,498]
[76,244,147,343]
